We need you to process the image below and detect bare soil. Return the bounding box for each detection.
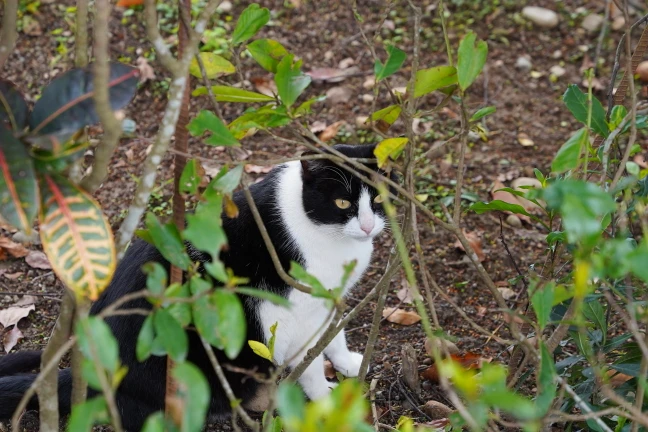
[0,0,635,430]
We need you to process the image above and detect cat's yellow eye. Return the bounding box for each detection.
[373,195,384,204]
[335,199,351,209]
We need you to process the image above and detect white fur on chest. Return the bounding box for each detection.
[257,161,375,365]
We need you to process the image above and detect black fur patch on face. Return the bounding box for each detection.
[300,144,388,226]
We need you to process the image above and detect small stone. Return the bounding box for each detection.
[425,336,459,357]
[522,6,559,29]
[12,230,40,245]
[361,93,374,103]
[217,0,232,12]
[506,214,522,228]
[324,50,334,61]
[612,16,626,31]
[355,116,369,128]
[362,76,376,89]
[325,86,353,105]
[515,56,532,71]
[338,57,354,69]
[549,65,566,77]
[636,61,648,82]
[552,49,562,59]
[422,401,453,420]
[581,14,604,34]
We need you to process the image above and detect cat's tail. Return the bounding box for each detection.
[0,351,43,376]
[0,368,72,420]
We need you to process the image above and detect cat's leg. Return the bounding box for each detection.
[323,330,365,377]
[290,352,336,400]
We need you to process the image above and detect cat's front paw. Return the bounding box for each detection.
[333,352,366,377]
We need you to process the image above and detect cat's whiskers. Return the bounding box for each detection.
[322,166,352,193]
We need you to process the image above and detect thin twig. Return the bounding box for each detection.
[75,0,89,67]
[199,336,259,431]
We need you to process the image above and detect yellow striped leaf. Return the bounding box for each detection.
[39,175,115,300]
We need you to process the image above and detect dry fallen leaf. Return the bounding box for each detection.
[136,56,156,83]
[425,336,459,357]
[25,251,51,270]
[634,153,647,168]
[3,326,23,353]
[453,229,485,262]
[422,400,453,420]
[498,287,517,300]
[0,296,36,328]
[421,352,489,383]
[396,278,414,304]
[3,271,23,280]
[306,66,359,83]
[309,121,327,134]
[251,76,277,97]
[323,360,336,379]
[608,369,632,388]
[318,120,345,142]
[382,307,421,326]
[0,237,29,260]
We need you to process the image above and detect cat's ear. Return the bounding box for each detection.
[300,150,320,182]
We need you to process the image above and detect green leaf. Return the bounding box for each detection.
[29,62,138,146]
[165,282,192,327]
[66,396,109,432]
[289,261,330,298]
[456,31,488,91]
[140,412,166,432]
[0,79,29,131]
[551,128,588,173]
[469,200,531,217]
[275,54,311,108]
[414,65,457,97]
[608,105,627,130]
[191,277,246,359]
[373,137,408,168]
[231,3,270,45]
[268,321,278,357]
[76,317,120,374]
[469,106,496,122]
[142,262,168,295]
[136,314,155,362]
[179,159,203,195]
[189,53,235,80]
[583,299,607,337]
[277,383,306,429]
[192,85,275,102]
[153,308,188,362]
[629,240,648,284]
[184,194,227,262]
[535,343,557,416]
[293,96,325,117]
[541,180,615,245]
[39,174,116,301]
[530,281,554,331]
[145,213,192,271]
[247,39,289,73]
[188,110,239,147]
[374,45,406,81]
[369,105,401,125]
[172,361,211,432]
[214,290,246,359]
[233,287,291,307]
[210,164,244,195]
[249,340,272,361]
[563,84,609,137]
[0,128,37,233]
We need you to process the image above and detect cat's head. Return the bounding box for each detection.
[299,144,390,241]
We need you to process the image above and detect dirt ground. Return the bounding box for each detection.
[0,0,638,430]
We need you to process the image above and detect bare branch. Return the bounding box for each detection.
[75,0,89,67]
[0,0,18,68]
[80,0,122,193]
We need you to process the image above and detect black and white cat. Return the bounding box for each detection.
[0,143,388,430]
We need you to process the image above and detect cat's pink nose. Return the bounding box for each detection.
[360,221,374,235]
